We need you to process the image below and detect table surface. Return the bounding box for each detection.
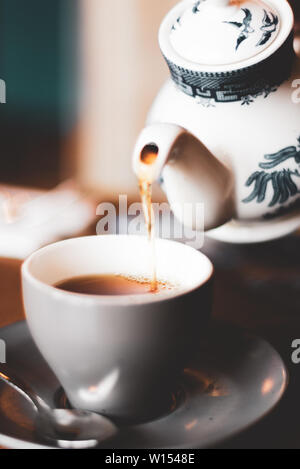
[1,234,300,449]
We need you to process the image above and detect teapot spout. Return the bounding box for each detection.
[132,124,185,184]
[133,123,235,232]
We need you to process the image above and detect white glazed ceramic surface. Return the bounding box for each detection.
[22,235,213,420]
[134,0,300,243]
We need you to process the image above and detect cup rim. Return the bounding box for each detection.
[22,235,214,306]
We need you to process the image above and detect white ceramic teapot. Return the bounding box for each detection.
[133,0,300,243]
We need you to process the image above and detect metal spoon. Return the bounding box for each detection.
[0,370,118,449]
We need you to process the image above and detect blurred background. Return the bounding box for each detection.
[0,0,178,202]
[0,0,299,202]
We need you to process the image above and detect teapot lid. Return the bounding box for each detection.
[169,0,280,66]
[159,0,294,104]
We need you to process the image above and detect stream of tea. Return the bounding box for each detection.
[138,145,159,293]
[139,179,157,292]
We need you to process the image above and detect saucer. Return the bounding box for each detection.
[0,321,287,449]
[207,213,300,244]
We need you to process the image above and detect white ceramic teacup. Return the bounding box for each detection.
[22,235,213,421]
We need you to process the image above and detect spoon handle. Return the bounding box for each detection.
[0,368,50,414]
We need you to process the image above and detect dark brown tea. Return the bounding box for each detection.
[55,274,174,296]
